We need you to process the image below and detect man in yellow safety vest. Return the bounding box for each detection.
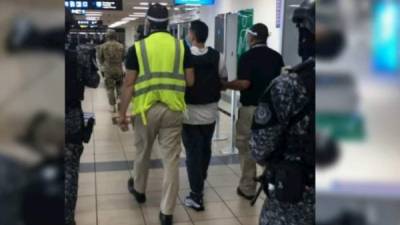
[118,3,194,225]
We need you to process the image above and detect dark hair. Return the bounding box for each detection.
[149,20,169,30]
[251,23,269,43]
[190,20,209,43]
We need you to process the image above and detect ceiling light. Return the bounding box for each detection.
[130,15,145,18]
[122,17,138,21]
[140,1,167,6]
[109,20,129,28]
[133,6,149,10]
[132,12,146,15]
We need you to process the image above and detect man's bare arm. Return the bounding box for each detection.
[185,68,195,87]
[119,69,138,119]
[222,80,251,91]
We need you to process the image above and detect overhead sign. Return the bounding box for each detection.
[65,0,123,10]
[71,9,86,14]
[372,0,399,74]
[170,9,200,24]
[276,0,283,28]
[70,20,104,29]
[174,0,215,5]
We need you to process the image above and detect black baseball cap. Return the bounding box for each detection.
[147,3,169,22]
[247,23,269,41]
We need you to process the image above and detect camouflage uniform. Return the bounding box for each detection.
[250,71,315,225]
[98,40,125,106]
[0,155,26,225]
[65,108,84,225]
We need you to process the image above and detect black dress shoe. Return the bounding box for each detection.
[237,187,255,201]
[159,212,173,225]
[128,177,146,203]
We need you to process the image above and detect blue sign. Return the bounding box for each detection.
[174,0,215,5]
[372,1,399,74]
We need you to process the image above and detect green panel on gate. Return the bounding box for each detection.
[237,9,254,58]
[316,113,366,141]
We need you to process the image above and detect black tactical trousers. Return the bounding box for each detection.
[182,123,216,199]
[65,143,83,225]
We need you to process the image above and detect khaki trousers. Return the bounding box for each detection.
[235,106,257,196]
[133,103,183,215]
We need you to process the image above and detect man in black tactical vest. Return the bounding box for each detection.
[182,20,228,211]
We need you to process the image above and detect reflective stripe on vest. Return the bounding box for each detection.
[132,33,186,125]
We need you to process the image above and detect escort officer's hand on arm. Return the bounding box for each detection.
[185,68,195,87]
[118,69,137,131]
[221,53,251,91]
[222,79,251,91]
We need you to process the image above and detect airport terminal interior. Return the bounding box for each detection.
[1,0,400,224]
[63,0,400,224]
[78,81,264,225]
[71,0,274,224]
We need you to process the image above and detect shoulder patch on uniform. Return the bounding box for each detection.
[254,103,272,125]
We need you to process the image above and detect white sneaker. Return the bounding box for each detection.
[184,196,204,211]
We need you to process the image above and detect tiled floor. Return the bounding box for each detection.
[76,82,265,225]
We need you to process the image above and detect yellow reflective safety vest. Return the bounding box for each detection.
[132,32,186,125]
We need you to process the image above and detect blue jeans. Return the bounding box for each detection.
[182,123,216,199]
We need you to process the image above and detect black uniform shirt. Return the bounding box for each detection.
[238,44,284,106]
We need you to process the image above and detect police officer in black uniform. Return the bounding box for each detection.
[65,9,100,225]
[249,0,315,224]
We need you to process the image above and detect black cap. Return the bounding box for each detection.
[147,3,169,22]
[292,0,315,33]
[248,23,269,41]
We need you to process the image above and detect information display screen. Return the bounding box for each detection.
[372,0,399,74]
[65,0,123,10]
[77,20,102,29]
[174,0,215,5]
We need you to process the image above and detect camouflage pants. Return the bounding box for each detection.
[260,189,315,225]
[104,74,123,106]
[65,143,84,225]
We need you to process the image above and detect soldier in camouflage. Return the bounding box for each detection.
[97,29,125,113]
[249,1,315,224]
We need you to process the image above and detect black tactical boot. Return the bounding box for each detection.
[159,212,173,225]
[127,178,146,203]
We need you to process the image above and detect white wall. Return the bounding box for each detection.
[124,23,138,50]
[199,0,284,53]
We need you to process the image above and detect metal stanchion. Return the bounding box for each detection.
[213,111,228,141]
[222,90,238,154]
